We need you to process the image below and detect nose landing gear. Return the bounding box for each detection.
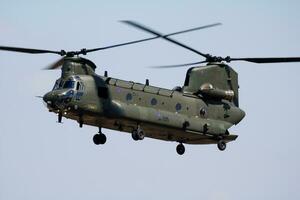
[58,112,62,123]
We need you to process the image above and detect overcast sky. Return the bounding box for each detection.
[1,1,300,200]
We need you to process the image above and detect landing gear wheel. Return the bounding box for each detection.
[132,129,145,141]
[137,130,145,140]
[176,143,185,155]
[93,133,107,145]
[217,140,226,151]
[132,130,139,141]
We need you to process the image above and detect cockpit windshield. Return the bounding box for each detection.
[63,80,75,89]
[52,77,82,91]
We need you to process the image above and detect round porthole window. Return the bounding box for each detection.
[151,98,157,105]
[126,93,133,101]
[175,103,182,111]
[200,107,207,117]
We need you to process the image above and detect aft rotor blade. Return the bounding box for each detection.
[85,23,221,53]
[44,57,65,70]
[0,46,63,55]
[121,20,211,59]
[150,61,207,68]
[229,57,300,63]
[164,23,221,37]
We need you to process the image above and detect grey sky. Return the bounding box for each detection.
[1,1,300,200]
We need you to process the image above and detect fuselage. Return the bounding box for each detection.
[43,73,245,145]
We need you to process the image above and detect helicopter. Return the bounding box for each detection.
[1,21,300,155]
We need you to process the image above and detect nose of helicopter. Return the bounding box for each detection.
[43,89,74,109]
[43,91,61,109]
[43,92,54,104]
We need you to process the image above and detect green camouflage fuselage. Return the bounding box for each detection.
[43,57,245,145]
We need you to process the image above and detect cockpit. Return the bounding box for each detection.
[52,76,84,91]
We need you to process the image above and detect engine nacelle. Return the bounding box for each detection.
[199,83,234,101]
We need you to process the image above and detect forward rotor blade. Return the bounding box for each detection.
[150,61,207,68]
[85,37,158,53]
[121,20,210,59]
[0,23,221,56]
[229,57,300,63]
[0,46,62,55]
[86,23,221,53]
[44,57,65,70]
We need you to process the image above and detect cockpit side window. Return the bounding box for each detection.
[59,80,64,88]
[76,82,84,91]
[53,79,62,90]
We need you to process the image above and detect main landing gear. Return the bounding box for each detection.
[131,126,145,141]
[93,128,106,145]
[217,140,226,151]
[175,140,226,155]
[176,143,185,155]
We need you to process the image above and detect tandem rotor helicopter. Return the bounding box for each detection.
[1,21,300,155]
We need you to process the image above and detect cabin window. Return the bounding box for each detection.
[126,93,133,101]
[98,86,109,99]
[200,108,207,117]
[175,103,182,111]
[151,98,157,105]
